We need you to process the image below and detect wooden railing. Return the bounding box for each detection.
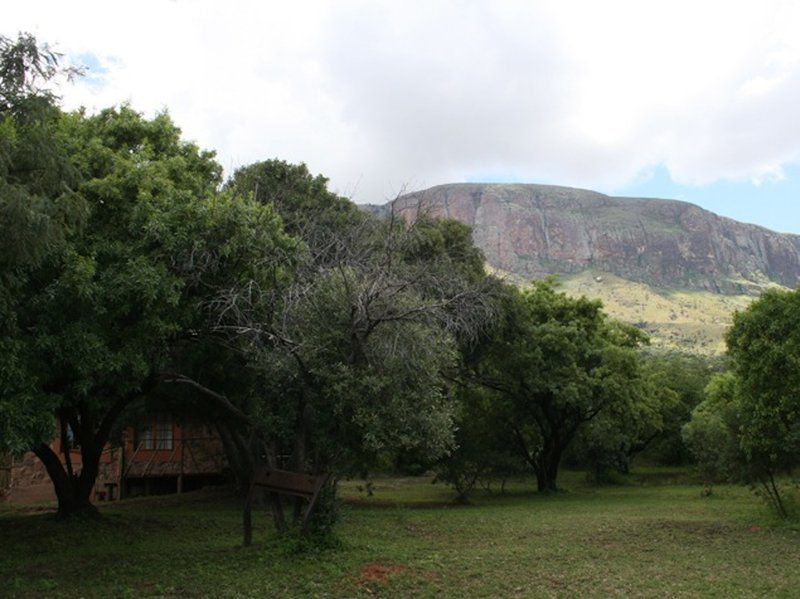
[112,437,228,500]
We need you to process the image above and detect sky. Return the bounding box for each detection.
[6,0,800,232]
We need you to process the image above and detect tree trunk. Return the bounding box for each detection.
[32,443,99,518]
[216,422,251,494]
[31,388,150,519]
[290,401,311,524]
[534,440,564,493]
[535,464,558,493]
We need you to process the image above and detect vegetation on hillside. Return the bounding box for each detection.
[559,270,756,355]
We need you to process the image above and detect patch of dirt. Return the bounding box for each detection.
[357,562,408,586]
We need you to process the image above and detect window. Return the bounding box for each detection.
[135,413,173,450]
[154,413,173,450]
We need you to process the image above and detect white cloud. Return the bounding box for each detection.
[6,0,800,202]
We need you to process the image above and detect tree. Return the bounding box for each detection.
[683,288,800,517]
[1,33,87,464]
[726,288,800,480]
[681,372,742,495]
[636,352,722,465]
[473,281,648,492]
[191,169,496,532]
[568,371,676,483]
[433,384,525,503]
[224,159,359,241]
[716,288,800,517]
[0,32,85,269]
[1,105,293,517]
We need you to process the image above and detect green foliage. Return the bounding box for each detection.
[224,158,363,241]
[682,372,743,492]
[570,372,676,483]
[22,105,224,407]
[684,288,800,518]
[401,216,486,284]
[0,33,86,454]
[726,288,800,470]
[467,280,649,492]
[433,385,526,502]
[1,98,294,516]
[0,33,85,270]
[638,351,723,464]
[208,159,496,532]
[571,350,722,481]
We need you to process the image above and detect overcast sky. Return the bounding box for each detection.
[7,1,800,232]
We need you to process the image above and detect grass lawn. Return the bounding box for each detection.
[2,469,799,597]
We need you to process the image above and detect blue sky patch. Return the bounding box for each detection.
[614,164,800,234]
[72,52,109,91]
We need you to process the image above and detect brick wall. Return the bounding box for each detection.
[4,420,228,505]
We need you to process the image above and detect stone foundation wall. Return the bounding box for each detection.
[4,448,122,504]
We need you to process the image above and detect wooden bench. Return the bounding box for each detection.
[243,467,330,545]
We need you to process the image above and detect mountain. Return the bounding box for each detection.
[366,183,800,353]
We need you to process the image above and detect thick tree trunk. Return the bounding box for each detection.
[31,387,150,519]
[535,463,558,493]
[534,440,564,493]
[32,443,99,518]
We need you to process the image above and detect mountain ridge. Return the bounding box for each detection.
[366,183,800,295]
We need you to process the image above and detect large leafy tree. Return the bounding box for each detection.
[473,281,648,492]
[2,104,292,517]
[635,352,721,465]
[681,372,743,496]
[684,288,800,517]
[184,162,495,532]
[726,288,800,479]
[225,159,359,242]
[433,383,526,503]
[1,33,87,461]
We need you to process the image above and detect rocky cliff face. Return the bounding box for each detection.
[372,183,800,294]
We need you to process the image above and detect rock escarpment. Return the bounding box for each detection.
[372,183,800,294]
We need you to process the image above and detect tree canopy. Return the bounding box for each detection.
[684,287,800,518]
[1,99,294,516]
[466,281,649,492]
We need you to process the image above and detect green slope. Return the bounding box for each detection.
[489,266,762,355]
[556,271,758,354]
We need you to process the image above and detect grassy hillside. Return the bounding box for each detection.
[3,472,800,597]
[557,271,756,354]
[489,266,758,355]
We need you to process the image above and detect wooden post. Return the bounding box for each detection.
[302,473,331,532]
[243,467,330,543]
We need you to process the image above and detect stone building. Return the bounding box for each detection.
[0,414,229,504]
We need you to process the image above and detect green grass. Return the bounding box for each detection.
[2,470,800,597]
